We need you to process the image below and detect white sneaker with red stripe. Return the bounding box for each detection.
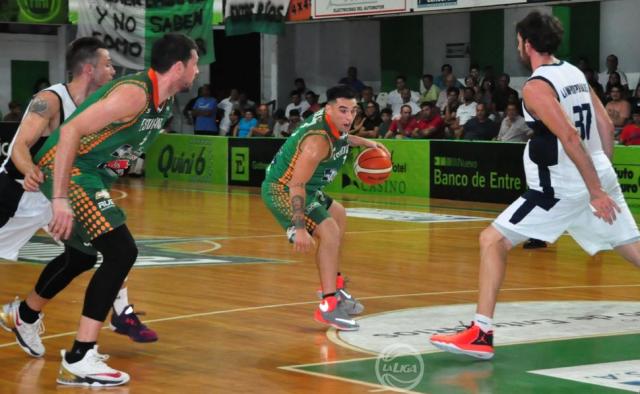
[57,346,130,387]
[0,298,45,357]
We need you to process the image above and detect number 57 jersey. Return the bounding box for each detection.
[522,60,611,199]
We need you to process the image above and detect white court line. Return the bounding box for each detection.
[110,188,128,201]
[1,283,639,350]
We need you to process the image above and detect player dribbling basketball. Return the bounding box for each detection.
[261,85,389,331]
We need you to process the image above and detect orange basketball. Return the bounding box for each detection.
[354,147,392,185]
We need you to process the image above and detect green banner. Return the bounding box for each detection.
[224,0,289,37]
[325,140,430,198]
[0,0,67,24]
[613,145,640,213]
[145,134,227,184]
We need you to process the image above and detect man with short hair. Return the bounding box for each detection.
[218,88,240,136]
[5,33,199,386]
[285,90,310,118]
[413,102,444,139]
[600,54,629,92]
[497,102,532,142]
[338,66,366,93]
[387,75,419,115]
[191,83,218,135]
[431,11,640,360]
[392,88,420,118]
[493,73,519,112]
[460,103,498,140]
[420,74,440,104]
[436,74,461,112]
[0,37,157,364]
[251,103,274,137]
[386,104,419,139]
[3,101,22,122]
[605,85,631,131]
[262,86,388,331]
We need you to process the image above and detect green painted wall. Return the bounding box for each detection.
[553,2,600,67]
[380,16,423,92]
[470,10,504,74]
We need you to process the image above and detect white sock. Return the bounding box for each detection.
[113,287,129,315]
[474,313,493,332]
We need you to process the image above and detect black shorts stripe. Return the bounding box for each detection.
[509,190,560,225]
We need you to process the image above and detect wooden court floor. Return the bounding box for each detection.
[1,178,639,393]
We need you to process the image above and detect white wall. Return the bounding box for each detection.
[600,0,640,88]
[422,12,470,79]
[503,5,553,79]
[0,31,66,116]
[277,20,381,107]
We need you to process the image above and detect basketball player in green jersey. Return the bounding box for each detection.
[25,33,198,387]
[262,85,389,331]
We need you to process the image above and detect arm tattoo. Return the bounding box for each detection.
[291,195,305,229]
[29,97,48,117]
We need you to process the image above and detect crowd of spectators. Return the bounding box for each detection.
[184,56,640,145]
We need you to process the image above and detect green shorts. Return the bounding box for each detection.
[261,182,333,238]
[41,172,126,255]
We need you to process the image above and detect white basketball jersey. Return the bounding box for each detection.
[0,84,77,177]
[522,60,611,198]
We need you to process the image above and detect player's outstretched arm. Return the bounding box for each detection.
[12,91,60,191]
[590,87,615,160]
[287,134,329,253]
[523,80,620,224]
[49,84,147,241]
[347,134,390,156]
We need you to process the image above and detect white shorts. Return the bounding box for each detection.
[0,191,51,261]
[493,169,640,255]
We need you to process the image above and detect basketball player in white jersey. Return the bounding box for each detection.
[0,38,157,358]
[430,11,640,359]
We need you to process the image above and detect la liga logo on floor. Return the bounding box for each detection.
[336,301,640,354]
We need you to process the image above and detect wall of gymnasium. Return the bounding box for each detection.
[0,31,66,119]
[273,0,639,107]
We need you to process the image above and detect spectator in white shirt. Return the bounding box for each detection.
[285,90,310,118]
[600,54,628,92]
[392,88,421,118]
[387,75,419,113]
[497,103,532,142]
[218,88,239,136]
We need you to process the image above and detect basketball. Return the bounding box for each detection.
[354,147,392,185]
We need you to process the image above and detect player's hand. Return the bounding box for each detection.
[589,189,620,225]
[23,166,44,192]
[370,141,391,156]
[50,198,74,240]
[293,229,315,253]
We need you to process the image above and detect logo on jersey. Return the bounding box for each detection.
[95,189,115,211]
[140,118,165,132]
[332,145,350,161]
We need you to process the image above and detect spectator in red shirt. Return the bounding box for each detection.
[385,104,418,139]
[620,110,640,145]
[413,102,444,139]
